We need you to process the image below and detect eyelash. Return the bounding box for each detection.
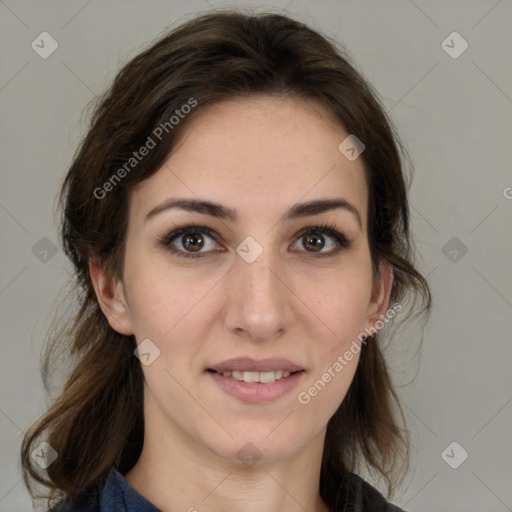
[156,221,352,260]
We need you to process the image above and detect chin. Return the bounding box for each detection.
[203,423,316,465]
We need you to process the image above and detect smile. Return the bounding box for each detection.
[209,369,297,383]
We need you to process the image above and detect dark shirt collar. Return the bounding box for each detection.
[95,469,402,512]
[99,470,160,511]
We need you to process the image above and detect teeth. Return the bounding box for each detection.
[218,369,296,383]
[259,371,277,383]
[243,371,259,383]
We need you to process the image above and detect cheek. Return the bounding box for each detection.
[122,247,206,338]
[298,290,365,418]
[301,261,373,390]
[311,268,373,337]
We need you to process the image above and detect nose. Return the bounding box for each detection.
[221,247,295,342]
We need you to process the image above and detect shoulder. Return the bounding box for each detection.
[327,472,407,512]
[46,469,159,512]
[349,473,407,512]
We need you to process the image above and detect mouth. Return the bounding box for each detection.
[206,357,306,403]
[206,356,306,403]
[206,368,305,384]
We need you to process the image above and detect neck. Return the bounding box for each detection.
[124,397,330,512]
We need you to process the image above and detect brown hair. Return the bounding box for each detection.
[21,9,431,510]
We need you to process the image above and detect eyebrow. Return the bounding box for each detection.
[144,197,362,229]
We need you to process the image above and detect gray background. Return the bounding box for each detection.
[1,1,511,511]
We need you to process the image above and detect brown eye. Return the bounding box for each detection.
[181,233,205,252]
[292,222,352,258]
[302,233,326,252]
[157,224,220,259]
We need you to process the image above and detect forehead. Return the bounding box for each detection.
[129,95,368,228]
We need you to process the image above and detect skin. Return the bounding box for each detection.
[90,95,393,512]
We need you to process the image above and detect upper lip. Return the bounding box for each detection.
[208,357,304,373]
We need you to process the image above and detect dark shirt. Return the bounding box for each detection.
[48,469,406,512]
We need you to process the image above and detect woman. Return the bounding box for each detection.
[21,9,431,512]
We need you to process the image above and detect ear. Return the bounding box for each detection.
[365,259,393,331]
[89,258,134,336]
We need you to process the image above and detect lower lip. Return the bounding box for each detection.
[207,370,305,404]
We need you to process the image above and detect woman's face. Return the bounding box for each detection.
[97,95,391,464]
